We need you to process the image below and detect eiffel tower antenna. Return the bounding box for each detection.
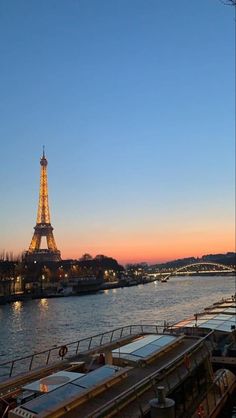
[25,150,61,262]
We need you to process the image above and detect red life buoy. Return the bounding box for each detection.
[59,345,68,358]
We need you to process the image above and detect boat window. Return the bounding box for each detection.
[112,333,178,361]
[214,314,232,320]
[202,321,220,328]
[216,323,232,332]
[113,335,161,354]
[224,308,236,314]
[22,383,84,414]
[22,371,85,393]
[72,365,120,388]
[155,335,176,346]
[132,344,161,358]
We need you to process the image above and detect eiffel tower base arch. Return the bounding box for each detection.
[24,250,61,263]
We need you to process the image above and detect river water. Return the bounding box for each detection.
[0,275,235,363]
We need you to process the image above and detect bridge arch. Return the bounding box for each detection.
[161,262,235,281]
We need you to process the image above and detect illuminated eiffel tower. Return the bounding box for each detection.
[25,149,61,262]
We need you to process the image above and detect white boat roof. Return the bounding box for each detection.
[174,304,236,333]
[112,333,177,361]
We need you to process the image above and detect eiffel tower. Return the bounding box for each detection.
[25,149,61,262]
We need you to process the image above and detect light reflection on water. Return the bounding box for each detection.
[12,301,23,311]
[0,275,235,362]
[39,298,49,310]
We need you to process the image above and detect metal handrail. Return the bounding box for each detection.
[0,323,166,379]
[181,368,235,418]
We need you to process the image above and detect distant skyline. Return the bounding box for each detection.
[0,1,235,264]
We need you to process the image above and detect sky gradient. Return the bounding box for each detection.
[0,1,235,264]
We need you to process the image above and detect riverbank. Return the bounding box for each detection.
[0,276,156,304]
[0,272,234,305]
[0,292,65,305]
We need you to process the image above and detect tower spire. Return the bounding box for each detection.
[25,151,61,262]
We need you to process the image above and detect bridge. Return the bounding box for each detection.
[151,262,235,282]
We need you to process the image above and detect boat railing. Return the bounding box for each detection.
[0,323,165,381]
[185,368,236,418]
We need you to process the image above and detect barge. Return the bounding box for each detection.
[57,275,104,296]
[0,295,235,418]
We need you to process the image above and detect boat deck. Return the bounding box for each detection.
[9,334,210,418]
[65,337,208,418]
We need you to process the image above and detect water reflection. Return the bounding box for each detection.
[39,298,48,310]
[40,383,49,392]
[12,301,22,312]
[10,301,23,333]
[0,275,235,362]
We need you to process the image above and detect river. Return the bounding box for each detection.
[0,275,235,363]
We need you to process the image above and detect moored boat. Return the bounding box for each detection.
[58,274,104,295]
[0,295,235,418]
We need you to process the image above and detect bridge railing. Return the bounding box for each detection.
[0,323,165,381]
[156,262,235,281]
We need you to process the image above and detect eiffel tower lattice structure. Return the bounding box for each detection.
[25,149,61,262]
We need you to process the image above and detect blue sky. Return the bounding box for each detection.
[0,0,235,263]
